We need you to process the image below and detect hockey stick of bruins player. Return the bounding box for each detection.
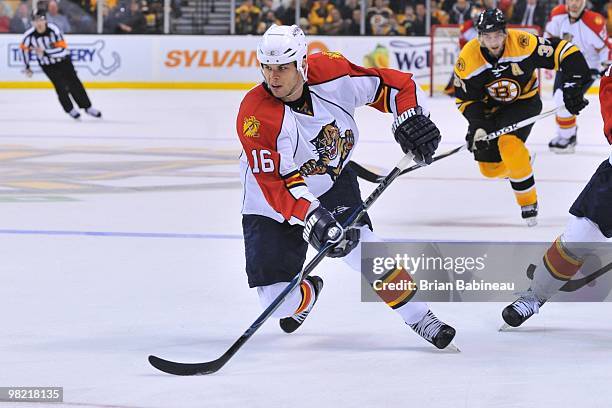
[350,107,560,183]
[148,152,415,376]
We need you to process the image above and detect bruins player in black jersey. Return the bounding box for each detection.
[454,9,590,226]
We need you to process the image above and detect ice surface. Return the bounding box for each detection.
[0,89,610,408]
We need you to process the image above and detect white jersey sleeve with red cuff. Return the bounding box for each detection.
[600,65,612,145]
[237,86,316,225]
[307,52,427,119]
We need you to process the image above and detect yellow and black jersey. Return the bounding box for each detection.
[453,29,590,116]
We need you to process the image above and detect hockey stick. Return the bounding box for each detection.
[526,260,612,292]
[349,144,466,183]
[148,152,416,376]
[350,107,560,183]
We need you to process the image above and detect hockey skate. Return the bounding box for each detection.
[500,290,546,330]
[548,135,576,154]
[521,202,538,227]
[279,275,323,333]
[68,108,81,120]
[409,310,458,351]
[85,107,102,118]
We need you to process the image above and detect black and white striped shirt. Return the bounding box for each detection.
[20,23,69,69]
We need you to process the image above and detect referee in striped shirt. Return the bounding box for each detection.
[20,9,102,120]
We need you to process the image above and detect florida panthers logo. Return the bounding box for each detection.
[300,120,354,180]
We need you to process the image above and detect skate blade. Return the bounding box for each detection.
[525,217,538,227]
[499,323,512,332]
[549,146,575,154]
[445,342,461,353]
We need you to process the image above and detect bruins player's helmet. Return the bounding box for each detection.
[476,9,506,33]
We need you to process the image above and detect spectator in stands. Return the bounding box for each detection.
[46,0,72,33]
[412,2,437,35]
[71,11,96,33]
[340,0,359,23]
[449,0,471,24]
[275,0,308,25]
[0,4,9,33]
[235,0,261,33]
[321,7,343,34]
[10,3,31,33]
[397,4,416,35]
[309,0,337,33]
[511,0,546,29]
[87,0,119,14]
[345,8,361,34]
[432,0,449,25]
[143,0,164,33]
[257,10,280,33]
[0,0,12,18]
[102,4,119,33]
[116,1,147,33]
[366,0,394,34]
[260,0,275,16]
[370,13,394,34]
[498,0,513,19]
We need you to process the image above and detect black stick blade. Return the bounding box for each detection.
[148,355,225,376]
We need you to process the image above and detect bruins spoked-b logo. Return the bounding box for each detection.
[300,120,354,180]
[486,78,521,103]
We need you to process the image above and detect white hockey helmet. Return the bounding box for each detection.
[257,24,308,81]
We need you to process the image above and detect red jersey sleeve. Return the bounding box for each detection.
[237,86,315,224]
[600,66,612,144]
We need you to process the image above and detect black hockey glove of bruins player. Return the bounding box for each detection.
[392,106,441,165]
[562,74,589,115]
[303,205,360,258]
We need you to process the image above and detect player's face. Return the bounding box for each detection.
[479,30,507,58]
[566,0,584,17]
[34,19,47,33]
[261,62,304,102]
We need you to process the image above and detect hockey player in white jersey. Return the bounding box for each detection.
[545,0,611,153]
[236,24,457,349]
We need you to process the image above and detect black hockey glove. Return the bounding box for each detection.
[392,107,441,165]
[303,205,345,255]
[562,74,589,115]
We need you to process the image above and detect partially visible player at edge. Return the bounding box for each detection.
[236,24,457,349]
[453,9,590,226]
[545,0,610,153]
[501,64,612,328]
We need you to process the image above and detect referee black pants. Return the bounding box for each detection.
[41,58,92,113]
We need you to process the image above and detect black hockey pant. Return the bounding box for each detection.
[42,58,92,113]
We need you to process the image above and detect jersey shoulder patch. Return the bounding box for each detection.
[581,10,607,37]
[550,5,567,18]
[307,52,351,85]
[502,30,538,61]
[237,85,285,143]
[455,38,487,80]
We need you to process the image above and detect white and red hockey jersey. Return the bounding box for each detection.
[459,20,477,50]
[545,5,610,70]
[236,51,428,225]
